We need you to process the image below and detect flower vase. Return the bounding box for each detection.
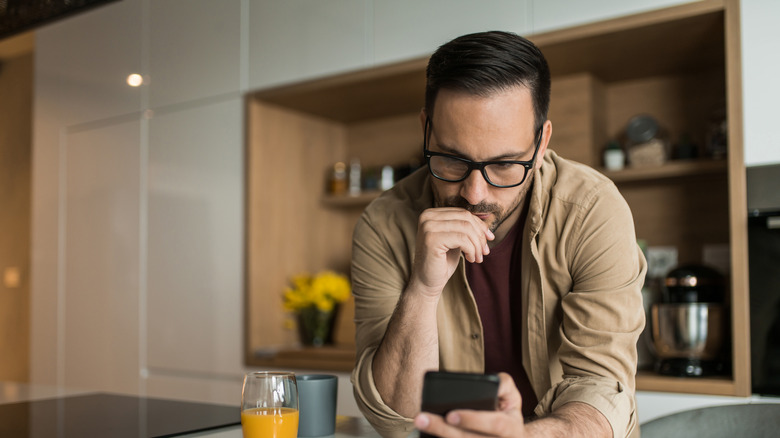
[297,306,336,347]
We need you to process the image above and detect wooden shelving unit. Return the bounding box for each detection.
[245,0,750,397]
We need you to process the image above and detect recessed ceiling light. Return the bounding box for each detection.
[127,73,143,87]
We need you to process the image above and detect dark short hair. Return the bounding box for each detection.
[425,31,551,133]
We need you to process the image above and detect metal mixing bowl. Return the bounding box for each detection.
[651,303,725,360]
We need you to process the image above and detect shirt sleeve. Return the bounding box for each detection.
[535,179,646,438]
[349,208,416,438]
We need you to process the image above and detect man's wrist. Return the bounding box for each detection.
[404,277,445,306]
[524,402,612,438]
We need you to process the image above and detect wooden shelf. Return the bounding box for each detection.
[321,190,383,208]
[247,345,356,373]
[602,159,728,183]
[636,371,735,396]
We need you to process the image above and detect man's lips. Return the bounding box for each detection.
[473,213,491,221]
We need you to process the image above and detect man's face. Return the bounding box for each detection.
[424,86,549,242]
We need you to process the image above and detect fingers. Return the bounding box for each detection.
[496,372,522,414]
[418,208,494,263]
[410,207,496,298]
[415,410,523,438]
[415,412,470,438]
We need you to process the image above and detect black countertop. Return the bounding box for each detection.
[0,393,240,438]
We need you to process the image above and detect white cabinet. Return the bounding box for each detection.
[62,120,141,394]
[149,0,243,108]
[531,0,693,33]
[32,0,143,388]
[146,98,244,377]
[33,0,142,126]
[372,0,529,65]
[741,0,780,166]
[248,0,370,90]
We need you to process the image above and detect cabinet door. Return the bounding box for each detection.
[34,0,142,126]
[248,0,370,90]
[742,0,780,166]
[149,0,242,108]
[63,120,141,394]
[147,98,244,377]
[531,0,690,34]
[373,0,530,65]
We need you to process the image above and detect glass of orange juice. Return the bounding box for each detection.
[241,371,299,438]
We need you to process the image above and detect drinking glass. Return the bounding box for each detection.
[241,371,299,438]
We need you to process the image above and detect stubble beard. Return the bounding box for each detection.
[433,173,535,234]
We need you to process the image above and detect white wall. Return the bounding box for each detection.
[741,0,780,166]
[30,0,778,422]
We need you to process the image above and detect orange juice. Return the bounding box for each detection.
[241,407,299,438]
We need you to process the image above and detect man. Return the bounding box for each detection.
[350,31,645,438]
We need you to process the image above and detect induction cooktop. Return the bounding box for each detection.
[0,393,241,437]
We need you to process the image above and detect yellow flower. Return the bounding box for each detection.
[282,270,350,313]
[315,297,335,312]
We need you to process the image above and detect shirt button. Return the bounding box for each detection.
[471,333,480,340]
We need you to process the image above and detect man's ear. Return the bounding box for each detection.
[535,120,552,170]
[419,109,427,130]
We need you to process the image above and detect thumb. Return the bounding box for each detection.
[496,372,522,415]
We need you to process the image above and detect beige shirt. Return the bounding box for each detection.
[350,150,646,438]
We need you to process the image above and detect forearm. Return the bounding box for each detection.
[372,283,440,418]
[525,402,612,438]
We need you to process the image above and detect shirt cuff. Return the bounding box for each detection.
[351,345,416,438]
[534,376,636,438]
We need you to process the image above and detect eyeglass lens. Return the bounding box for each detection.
[428,156,528,186]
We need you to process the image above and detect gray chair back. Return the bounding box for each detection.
[640,403,780,438]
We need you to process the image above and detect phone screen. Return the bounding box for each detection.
[419,371,500,437]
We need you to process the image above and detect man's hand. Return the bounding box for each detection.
[415,373,525,437]
[409,207,495,300]
[371,207,494,418]
[414,373,613,438]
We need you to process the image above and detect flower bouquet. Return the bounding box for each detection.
[283,270,351,347]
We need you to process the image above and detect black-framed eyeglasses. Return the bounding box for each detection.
[423,117,542,188]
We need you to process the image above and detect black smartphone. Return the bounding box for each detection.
[419,371,500,437]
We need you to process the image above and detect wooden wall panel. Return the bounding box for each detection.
[346,112,421,169]
[0,53,32,382]
[548,73,605,167]
[618,174,730,265]
[605,71,726,152]
[246,101,352,354]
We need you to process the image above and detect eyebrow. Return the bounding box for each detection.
[433,141,531,162]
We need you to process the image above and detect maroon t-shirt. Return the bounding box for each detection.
[465,217,539,418]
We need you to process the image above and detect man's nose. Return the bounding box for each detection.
[459,169,490,205]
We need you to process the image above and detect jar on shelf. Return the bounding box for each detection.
[349,158,361,195]
[603,141,625,171]
[624,115,669,168]
[705,109,728,160]
[328,162,347,195]
[380,165,394,191]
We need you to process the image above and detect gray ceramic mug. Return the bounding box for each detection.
[296,374,338,437]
